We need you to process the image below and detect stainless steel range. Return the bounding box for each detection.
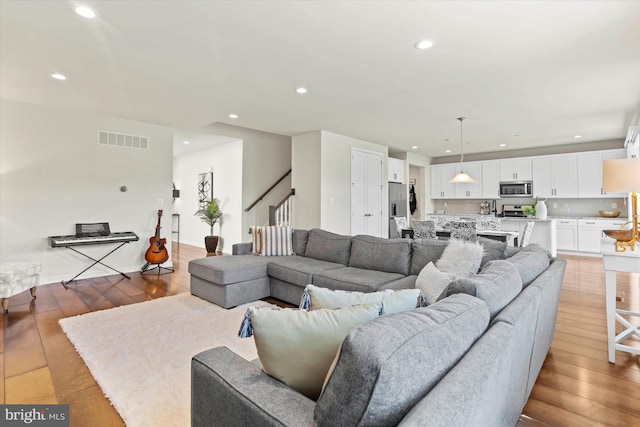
[501,204,533,217]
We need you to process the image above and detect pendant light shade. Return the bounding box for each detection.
[449,116,476,183]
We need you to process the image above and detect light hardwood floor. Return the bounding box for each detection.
[1,244,639,426]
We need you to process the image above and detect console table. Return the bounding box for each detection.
[601,238,640,363]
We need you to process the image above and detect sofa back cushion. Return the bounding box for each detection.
[314,293,489,427]
[476,237,509,267]
[349,235,412,276]
[292,229,310,256]
[506,244,551,287]
[305,229,352,265]
[409,239,449,276]
[444,260,523,319]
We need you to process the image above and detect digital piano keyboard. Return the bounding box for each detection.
[48,231,139,247]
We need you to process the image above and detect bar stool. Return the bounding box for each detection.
[0,262,42,313]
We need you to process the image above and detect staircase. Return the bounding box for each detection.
[244,169,295,227]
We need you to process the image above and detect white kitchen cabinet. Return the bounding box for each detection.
[454,162,483,198]
[482,160,501,199]
[532,155,577,197]
[577,150,626,197]
[388,157,405,184]
[499,158,532,181]
[556,219,578,251]
[430,164,457,199]
[577,218,628,253]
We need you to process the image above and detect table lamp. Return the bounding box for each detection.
[602,158,640,252]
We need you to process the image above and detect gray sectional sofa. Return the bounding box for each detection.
[189,228,567,426]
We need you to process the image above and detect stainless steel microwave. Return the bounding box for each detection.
[499,181,533,198]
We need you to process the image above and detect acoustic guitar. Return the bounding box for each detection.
[144,209,169,265]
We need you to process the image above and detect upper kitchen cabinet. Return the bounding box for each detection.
[454,162,483,198]
[577,149,626,197]
[430,164,457,199]
[532,155,577,197]
[499,158,532,181]
[482,160,501,198]
[388,157,405,183]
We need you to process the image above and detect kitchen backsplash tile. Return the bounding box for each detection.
[432,197,628,218]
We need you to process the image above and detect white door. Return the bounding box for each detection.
[351,149,383,237]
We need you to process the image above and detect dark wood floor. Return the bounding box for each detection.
[1,244,639,426]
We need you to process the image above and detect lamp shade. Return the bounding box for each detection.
[602,158,640,193]
[449,171,477,183]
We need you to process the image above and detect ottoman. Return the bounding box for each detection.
[188,255,272,308]
[0,262,42,313]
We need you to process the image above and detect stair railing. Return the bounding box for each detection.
[244,169,291,213]
[269,189,295,226]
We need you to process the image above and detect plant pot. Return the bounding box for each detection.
[204,236,219,254]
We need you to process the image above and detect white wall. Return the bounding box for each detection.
[291,131,322,230]
[321,131,389,235]
[203,123,292,242]
[0,99,173,285]
[172,140,243,252]
[292,130,389,235]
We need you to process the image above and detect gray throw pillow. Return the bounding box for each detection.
[477,237,508,267]
[314,294,489,427]
[292,229,310,256]
[506,244,551,287]
[304,229,352,265]
[444,260,523,319]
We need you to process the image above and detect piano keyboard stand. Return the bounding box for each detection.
[141,262,174,276]
[61,242,133,289]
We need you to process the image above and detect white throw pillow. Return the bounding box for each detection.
[300,284,423,314]
[436,239,484,277]
[415,262,456,304]
[241,303,383,400]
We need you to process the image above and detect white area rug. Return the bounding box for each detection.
[59,293,274,427]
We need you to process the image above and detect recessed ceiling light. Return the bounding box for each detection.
[445,149,451,153]
[411,146,418,150]
[229,114,238,119]
[74,5,96,18]
[50,73,66,80]
[499,144,506,147]
[296,87,308,94]
[574,135,583,139]
[414,39,434,50]
[183,141,190,145]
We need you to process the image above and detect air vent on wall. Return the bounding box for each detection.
[98,131,148,150]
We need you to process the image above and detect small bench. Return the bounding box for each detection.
[0,262,42,313]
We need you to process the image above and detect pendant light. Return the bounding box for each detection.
[449,116,477,183]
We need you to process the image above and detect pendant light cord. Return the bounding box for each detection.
[457,116,466,164]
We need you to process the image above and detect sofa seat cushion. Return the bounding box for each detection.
[304,229,352,265]
[349,235,412,276]
[506,244,551,287]
[188,255,272,285]
[314,293,490,427]
[409,239,449,276]
[444,260,523,319]
[267,255,346,287]
[313,267,404,292]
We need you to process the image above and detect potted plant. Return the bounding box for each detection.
[195,198,222,253]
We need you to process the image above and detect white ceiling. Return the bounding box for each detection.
[1,1,639,158]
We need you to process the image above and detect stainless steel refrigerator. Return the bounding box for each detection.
[389,182,407,237]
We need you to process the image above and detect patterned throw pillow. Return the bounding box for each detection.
[250,225,294,256]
